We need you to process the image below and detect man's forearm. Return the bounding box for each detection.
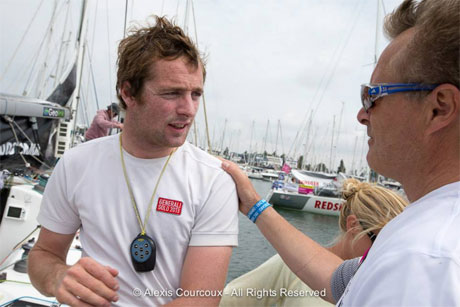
[28,247,69,296]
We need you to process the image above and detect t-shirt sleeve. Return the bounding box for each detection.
[37,156,81,234]
[330,257,360,303]
[189,171,238,246]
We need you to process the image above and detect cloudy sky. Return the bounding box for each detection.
[0,0,404,173]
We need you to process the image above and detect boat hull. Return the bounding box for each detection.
[267,189,344,217]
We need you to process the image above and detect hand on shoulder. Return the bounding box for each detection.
[220,159,261,215]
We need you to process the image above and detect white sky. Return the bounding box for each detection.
[0,0,404,174]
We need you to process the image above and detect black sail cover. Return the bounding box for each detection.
[0,64,76,172]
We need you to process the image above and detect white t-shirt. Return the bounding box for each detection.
[338,181,460,306]
[38,134,239,306]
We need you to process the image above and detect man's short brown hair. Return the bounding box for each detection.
[116,16,206,109]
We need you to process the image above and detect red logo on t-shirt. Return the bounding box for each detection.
[156,198,183,215]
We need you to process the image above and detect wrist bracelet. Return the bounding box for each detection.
[247,199,272,223]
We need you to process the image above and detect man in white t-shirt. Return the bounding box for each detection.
[221,0,459,306]
[337,0,460,305]
[28,16,238,306]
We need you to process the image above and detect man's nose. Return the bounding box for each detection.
[357,107,370,125]
[177,93,197,117]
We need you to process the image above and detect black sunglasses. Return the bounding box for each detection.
[367,231,377,243]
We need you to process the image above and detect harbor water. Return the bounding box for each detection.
[226,179,340,283]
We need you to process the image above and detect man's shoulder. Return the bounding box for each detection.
[366,184,460,263]
[63,134,117,161]
[179,142,222,171]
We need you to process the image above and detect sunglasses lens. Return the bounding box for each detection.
[361,85,371,111]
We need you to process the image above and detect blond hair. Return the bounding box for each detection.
[338,178,408,243]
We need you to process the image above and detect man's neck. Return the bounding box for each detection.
[120,131,175,159]
[401,155,459,203]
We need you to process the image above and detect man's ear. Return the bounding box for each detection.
[120,81,137,108]
[346,214,361,234]
[425,83,460,135]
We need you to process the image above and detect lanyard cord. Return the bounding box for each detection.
[119,133,175,235]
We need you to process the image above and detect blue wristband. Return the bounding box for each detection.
[247,199,271,223]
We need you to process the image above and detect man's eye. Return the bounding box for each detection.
[161,92,180,99]
[192,92,202,99]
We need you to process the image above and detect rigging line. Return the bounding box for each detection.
[79,87,90,126]
[295,114,310,160]
[161,0,166,15]
[291,65,337,158]
[11,120,52,169]
[36,0,68,98]
[106,0,113,102]
[287,129,300,158]
[55,2,74,84]
[291,0,362,148]
[279,121,285,156]
[12,226,41,254]
[305,126,318,163]
[381,0,387,16]
[4,118,30,168]
[53,0,72,88]
[374,0,380,66]
[175,0,181,20]
[38,35,64,98]
[85,44,101,111]
[331,101,345,170]
[191,0,211,152]
[8,117,45,160]
[183,0,190,34]
[193,120,197,146]
[291,3,350,147]
[312,0,364,120]
[21,0,62,96]
[130,0,134,21]
[123,0,129,39]
[0,0,45,82]
[86,0,100,112]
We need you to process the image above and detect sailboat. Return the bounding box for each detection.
[266,169,347,216]
[0,1,89,305]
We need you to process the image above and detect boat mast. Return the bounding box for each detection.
[351,135,358,175]
[248,120,255,164]
[189,0,212,152]
[275,120,280,155]
[220,118,227,155]
[366,0,381,182]
[331,101,344,173]
[328,115,336,173]
[35,0,59,99]
[70,0,89,142]
[302,111,313,169]
[263,119,269,155]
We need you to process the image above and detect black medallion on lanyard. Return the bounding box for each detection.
[130,233,157,272]
[119,133,176,272]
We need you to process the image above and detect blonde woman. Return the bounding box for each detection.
[220,178,408,306]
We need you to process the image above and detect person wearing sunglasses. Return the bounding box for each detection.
[220,179,407,306]
[222,0,459,305]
